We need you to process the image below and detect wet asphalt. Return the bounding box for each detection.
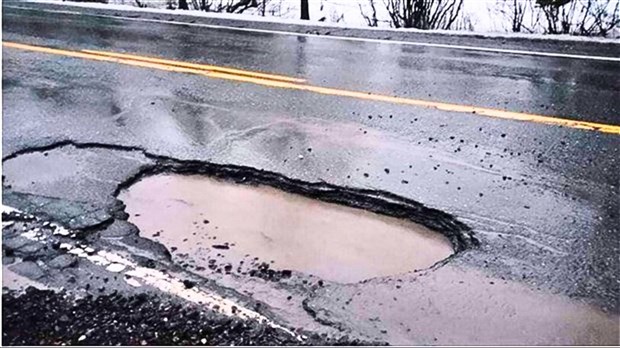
[2,1,620,345]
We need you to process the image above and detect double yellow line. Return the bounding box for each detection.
[3,41,619,135]
[3,41,303,83]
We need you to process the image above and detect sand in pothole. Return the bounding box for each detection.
[119,174,453,283]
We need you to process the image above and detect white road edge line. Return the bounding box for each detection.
[6,4,620,63]
[2,204,303,341]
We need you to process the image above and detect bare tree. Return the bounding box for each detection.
[513,0,527,31]
[359,0,379,26]
[495,0,541,33]
[192,0,214,11]
[506,0,527,32]
[261,0,267,16]
[537,0,577,34]
[184,0,260,13]
[452,12,474,31]
[179,0,189,10]
[525,0,543,32]
[360,0,379,27]
[227,0,259,13]
[301,0,310,20]
[576,0,620,36]
[384,0,464,30]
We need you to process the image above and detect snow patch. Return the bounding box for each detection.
[2,205,20,215]
[125,277,142,287]
[106,263,126,273]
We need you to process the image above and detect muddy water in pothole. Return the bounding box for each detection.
[119,174,453,283]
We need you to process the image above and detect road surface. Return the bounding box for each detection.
[2,1,619,345]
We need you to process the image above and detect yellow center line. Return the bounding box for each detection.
[80,48,306,83]
[3,41,619,135]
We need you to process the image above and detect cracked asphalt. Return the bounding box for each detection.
[2,1,619,345]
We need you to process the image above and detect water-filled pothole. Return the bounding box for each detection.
[119,174,454,283]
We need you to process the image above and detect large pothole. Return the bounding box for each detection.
[119,174,454,283]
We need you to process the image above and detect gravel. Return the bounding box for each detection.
[2,287,300,346]
[2,287,370,346]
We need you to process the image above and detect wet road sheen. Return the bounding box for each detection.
[2,1,619,345]
[3,5,620,125]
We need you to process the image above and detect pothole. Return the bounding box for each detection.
[119,174,454,283]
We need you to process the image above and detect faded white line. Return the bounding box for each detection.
[5,5,620,62]
[2,204,302,341]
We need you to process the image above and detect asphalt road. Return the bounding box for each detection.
[2,2,619,345]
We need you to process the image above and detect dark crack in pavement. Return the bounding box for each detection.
[2,1,619,345]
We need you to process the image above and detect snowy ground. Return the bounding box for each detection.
[48,0,620,38]
[25,0,620,41]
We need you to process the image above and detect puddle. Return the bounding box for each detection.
[119,174,453,283]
